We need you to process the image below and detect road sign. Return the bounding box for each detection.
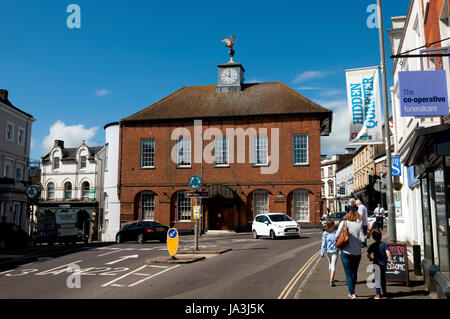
[374,180,387,193]
[186,191,209,198]
[193,206,201,220]
[26,185,39,200]
[189,175,202,190]
[167,228,179,257]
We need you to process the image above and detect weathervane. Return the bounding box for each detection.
[221,35,236,63]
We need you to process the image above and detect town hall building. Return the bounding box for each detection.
[117,55,333,232]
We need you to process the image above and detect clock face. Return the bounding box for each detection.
[220,68,238,85]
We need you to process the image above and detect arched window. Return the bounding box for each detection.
[253,190,269,218]
[64,182,72,200]
[141,192,155,221]
[81,182,90,200]
[293,189,309,222]
[47,182,55,200]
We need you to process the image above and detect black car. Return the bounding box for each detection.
[0,223,30,249]
[115,221,169,244]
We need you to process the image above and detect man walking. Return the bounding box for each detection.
[356,199,368,248]
[374,203,385,230]
[346,198,357,213]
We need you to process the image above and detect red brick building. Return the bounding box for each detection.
[118,62,332,232]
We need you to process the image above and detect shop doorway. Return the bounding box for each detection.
[204,185,241,231]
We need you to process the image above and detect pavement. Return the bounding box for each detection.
[295,232,431,300]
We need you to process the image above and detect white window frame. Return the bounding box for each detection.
[81,182,90,200]
[141,139,155,168]
[47,182,55,200]
[293,190,310,223]
[141,192,155,221]
[253,135,268,166]
[5,121,14,142]
[293,134,309,165]
[177,138,191,168]
[177,191,192,222]
[253,190,269,218]
[214,136,229,167]
[17,127,25,145]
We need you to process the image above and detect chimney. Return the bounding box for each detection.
[54,140,65,149]
[345,148,356,155]
[0,89,8,102]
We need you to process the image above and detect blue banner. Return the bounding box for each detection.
[392,157,401,177]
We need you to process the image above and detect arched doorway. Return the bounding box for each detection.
[204,185,242,231]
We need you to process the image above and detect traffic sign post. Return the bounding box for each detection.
[167,228,179,260]
[189,175,203,251]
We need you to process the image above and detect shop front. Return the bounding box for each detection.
[405,124,450,299]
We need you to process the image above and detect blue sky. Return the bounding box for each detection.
[0,0,411,160]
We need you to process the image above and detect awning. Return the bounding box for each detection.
[404,124,450,167]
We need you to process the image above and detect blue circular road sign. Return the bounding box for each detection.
[189,175,202,190]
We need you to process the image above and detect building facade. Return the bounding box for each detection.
[336,162,354,212]
[389,0,450,298]
[39,140,104,241]
[117,61,332,232]
[0,89,35,233]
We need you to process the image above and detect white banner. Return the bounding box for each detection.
[346,66,383,145]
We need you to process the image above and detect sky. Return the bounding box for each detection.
[0,0,412,161]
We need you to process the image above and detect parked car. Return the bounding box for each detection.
[116,221,169,244]
[321,212,346,228]
[0,223,30,249]
[252,213,301,240]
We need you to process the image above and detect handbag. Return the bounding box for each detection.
[336,221,349,248]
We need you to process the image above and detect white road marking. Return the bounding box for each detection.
[127,265,180,287]
[35,260,83,276]
[105,254,138,265]
[98,249,126,257]
[0,270,14,275]
[102,265,148,287]
[148,265,170,269]
[112,284,124,287]
[138,248,156,251]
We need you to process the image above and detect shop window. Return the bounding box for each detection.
[81,182,90,200]
[177,191,191,221]
[253,190,269,217]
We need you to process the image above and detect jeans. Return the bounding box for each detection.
[376,217,384,230]
[341,252,361,295]
[361,225,368,248]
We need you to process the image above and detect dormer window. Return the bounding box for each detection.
[53,157,60,169]
[80,156,87,168]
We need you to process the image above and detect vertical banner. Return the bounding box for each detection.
[346,66,384,145]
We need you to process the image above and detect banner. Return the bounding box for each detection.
[346,67,384,145]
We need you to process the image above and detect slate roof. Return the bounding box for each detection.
[42,146,103,162]
[121,82,333,133]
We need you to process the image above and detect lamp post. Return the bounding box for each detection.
[377,0,397,243]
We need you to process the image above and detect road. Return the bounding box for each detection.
[0,230,322,299]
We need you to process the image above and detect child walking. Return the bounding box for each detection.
[367,230,395,299]
[321,220,339,287]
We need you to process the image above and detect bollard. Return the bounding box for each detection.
[413,245,422,276]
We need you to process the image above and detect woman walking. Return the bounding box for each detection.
[335,209,366,299]
[321,220,339,286]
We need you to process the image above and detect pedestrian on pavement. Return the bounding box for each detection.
[356,199,369,248]
[374,204,385,230]
[336,208,366,299]
[346,198,357,213]
[321,219,339,287]
[367,230,395,299]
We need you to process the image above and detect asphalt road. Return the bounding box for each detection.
[0,230,322,299]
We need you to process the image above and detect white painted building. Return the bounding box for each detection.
[39,140,104,241]
[101,122,121,242]
[335,161,353,212]
[388,0,449,248]
[0,89,35,233]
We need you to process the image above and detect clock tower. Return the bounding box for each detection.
[216,63,245,93]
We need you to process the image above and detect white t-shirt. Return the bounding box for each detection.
[358,204,368,226]
[374,207,385,214]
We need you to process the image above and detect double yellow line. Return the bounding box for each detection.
[278,250,321,299]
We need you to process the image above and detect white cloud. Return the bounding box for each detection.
[94,89,111,96]
[246,77,264,83]
[296,86,323,91]
[292,71,329,83]
[318,99,353,155]
[41,120,99,153]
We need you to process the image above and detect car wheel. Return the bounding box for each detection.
[137,233,145,244]
[270,230,276,240]
[252,230,259,239]
[116,234,121,244]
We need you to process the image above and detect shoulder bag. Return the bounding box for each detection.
[336,221,349,248]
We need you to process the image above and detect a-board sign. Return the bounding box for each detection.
[193,206,201,220]
[167,228,179,257]
[386,243,409,286]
